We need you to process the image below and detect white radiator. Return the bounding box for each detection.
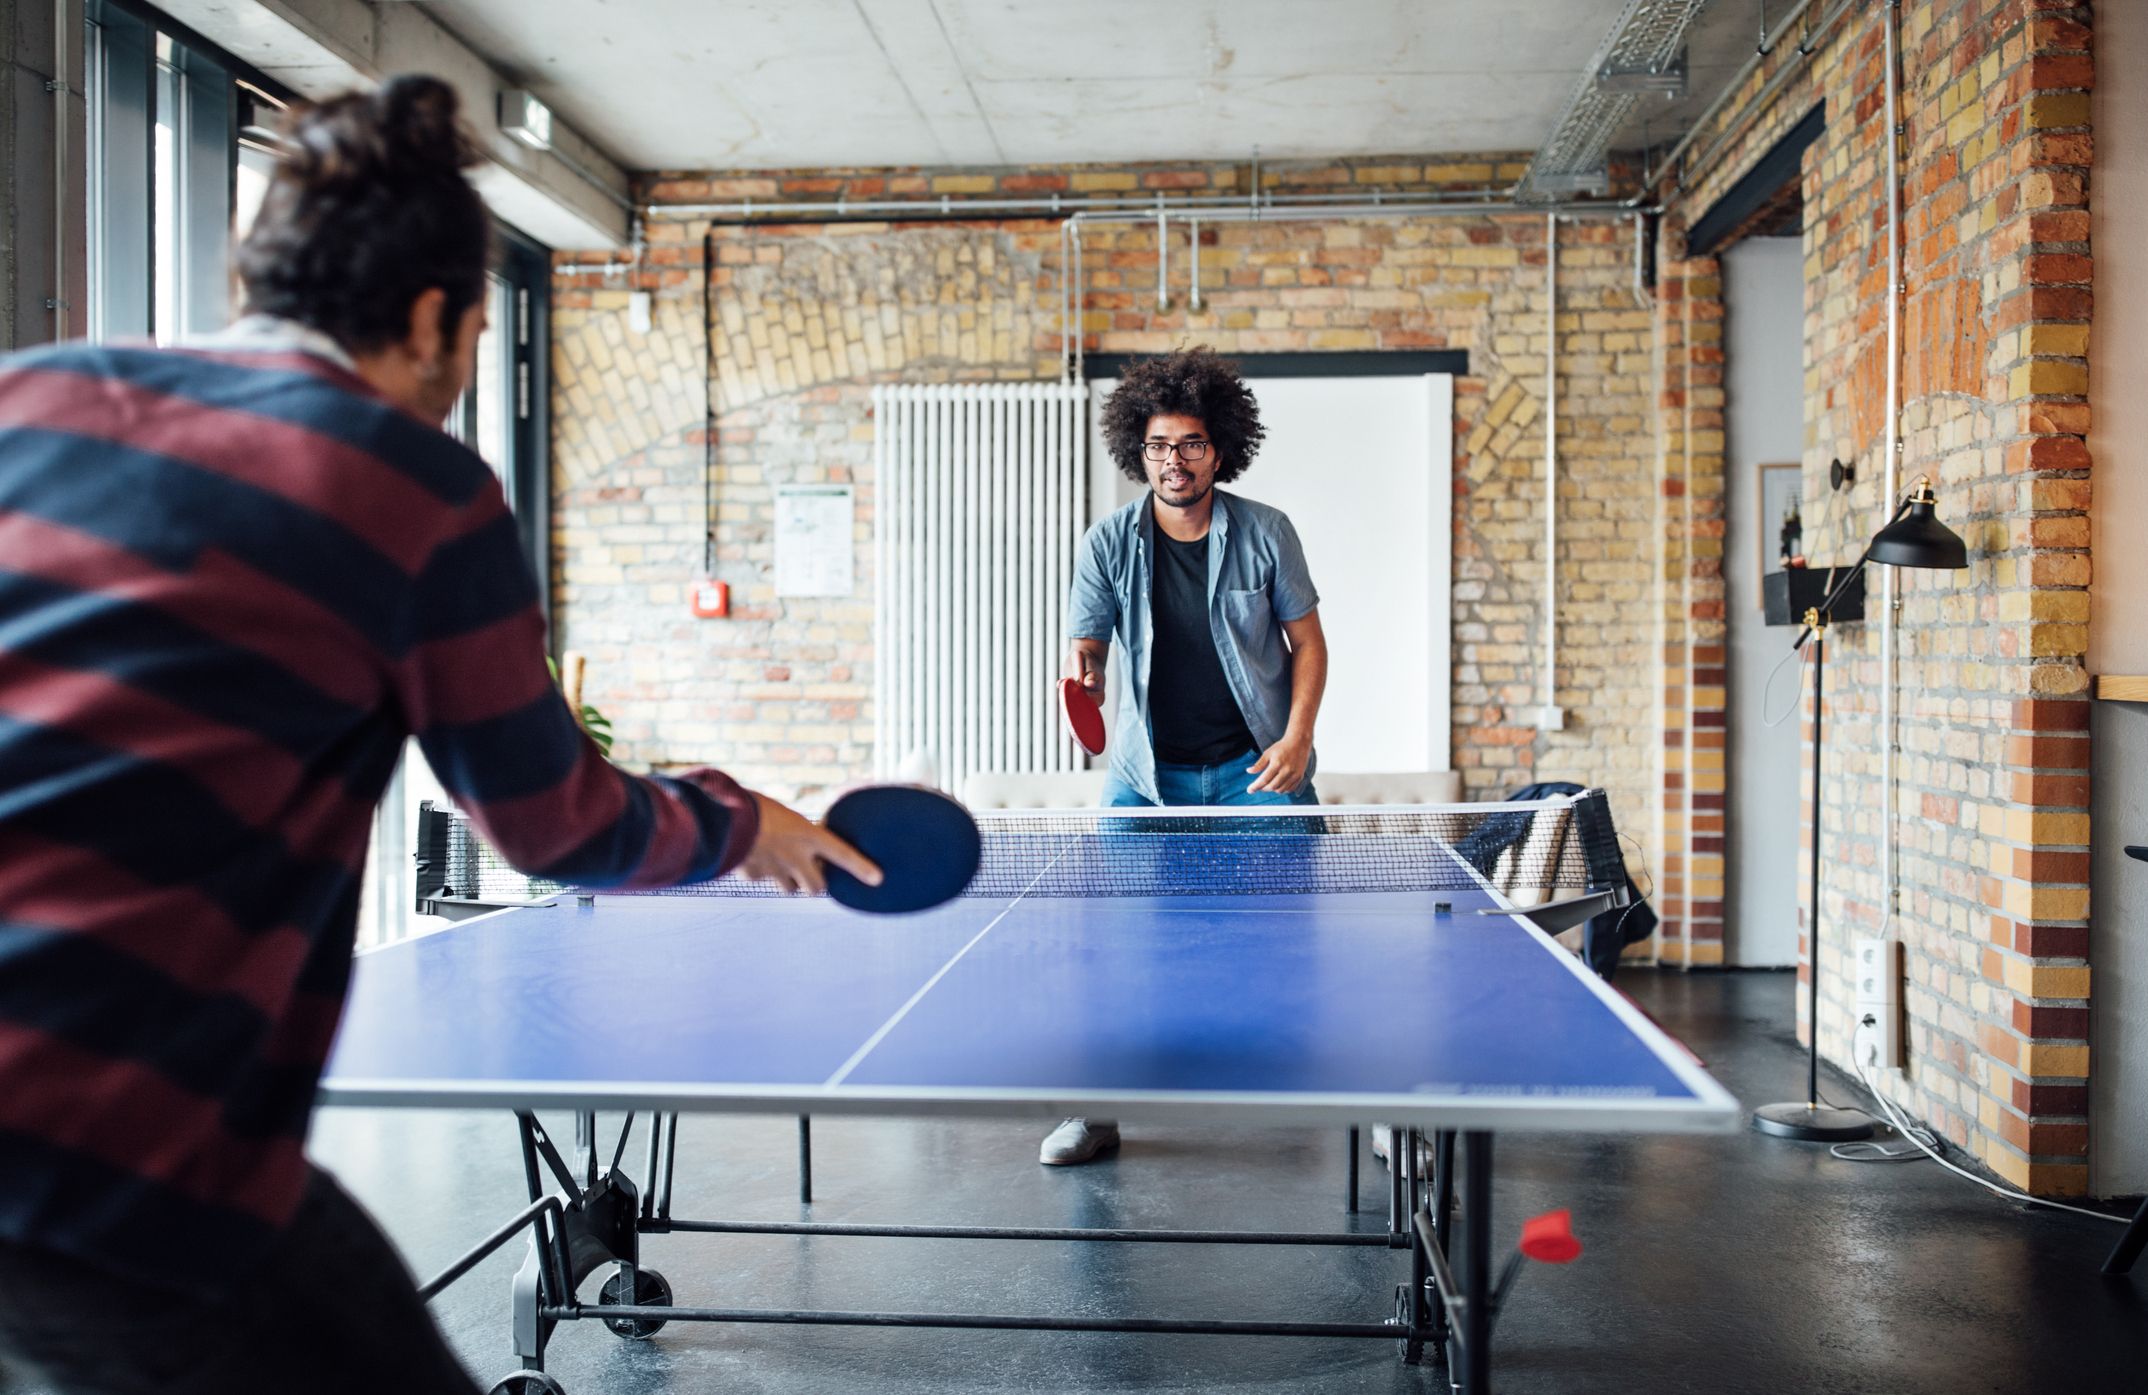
[873,383,1089,793]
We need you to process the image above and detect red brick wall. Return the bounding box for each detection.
[1653,228,1728,968]
[1663,0,2096,1192]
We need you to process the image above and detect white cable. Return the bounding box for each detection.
[1760,637,1808,728]
[1837,1021,2126,1224]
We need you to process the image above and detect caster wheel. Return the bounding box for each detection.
[599,1266,672,1339]
[488,1374,566,1395]
[1393,1283,1425,1365]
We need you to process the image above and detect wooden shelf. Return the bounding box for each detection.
[2096,675,2148,702]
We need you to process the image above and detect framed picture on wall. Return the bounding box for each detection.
[1757,462,1802,606]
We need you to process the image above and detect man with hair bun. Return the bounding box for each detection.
[0,75,873,1392]
[1043,346,1329,1167]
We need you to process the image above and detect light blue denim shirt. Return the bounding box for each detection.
[1067,489,1321,803]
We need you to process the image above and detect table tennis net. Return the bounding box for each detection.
[414,792,1626,913]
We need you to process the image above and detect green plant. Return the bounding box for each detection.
[547,657,615,756]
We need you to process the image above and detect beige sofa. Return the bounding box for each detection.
[961,769,1463,810]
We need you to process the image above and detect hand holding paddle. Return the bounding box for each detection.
[738,793,884,896]
[1060,644,1107,756]
[820,785,981,913]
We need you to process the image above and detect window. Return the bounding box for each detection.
[86,1,269,343]
[360,232,552,948]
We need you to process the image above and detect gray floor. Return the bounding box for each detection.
[303,969,2145,1393]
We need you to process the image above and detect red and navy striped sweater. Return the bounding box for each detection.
[0,337,759,1292]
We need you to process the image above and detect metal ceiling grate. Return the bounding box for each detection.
[1518,0,1715,200]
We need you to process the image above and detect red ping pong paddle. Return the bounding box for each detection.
[821,785,981,914]
[1060,677,1105,756]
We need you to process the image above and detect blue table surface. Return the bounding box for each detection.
[324,879,1729,1123]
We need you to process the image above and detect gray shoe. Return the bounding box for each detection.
[1039,1118,1121,1165]
[1370,1125,1433,1174]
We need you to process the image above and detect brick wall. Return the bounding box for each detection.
[553,156,1666,888]
[1653,231,1728,968]
[1662,0,2096,1192]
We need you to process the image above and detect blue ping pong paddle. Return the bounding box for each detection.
[821,785,981,914]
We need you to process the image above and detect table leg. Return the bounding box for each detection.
[2103,1193,2148,1276]
[1463,1132,1493,1394]
[1431,1129,1455,1358]
[1403,1126,1429,1365]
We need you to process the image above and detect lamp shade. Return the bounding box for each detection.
[1866,482,1967,569]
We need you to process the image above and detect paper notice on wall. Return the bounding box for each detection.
[773,484,855,598]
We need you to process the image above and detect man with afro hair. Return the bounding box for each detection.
[1044,347,1329,1166]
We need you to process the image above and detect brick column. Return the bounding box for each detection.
[1655,219,1728,969]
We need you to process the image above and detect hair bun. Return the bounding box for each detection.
[282,74,479,191]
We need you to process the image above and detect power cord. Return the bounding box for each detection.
[1760,636,1808,728]
[1834,1018,2127,1225]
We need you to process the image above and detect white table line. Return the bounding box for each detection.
[822,843,1073,1089]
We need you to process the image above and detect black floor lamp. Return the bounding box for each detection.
[1754,477,1969,1142]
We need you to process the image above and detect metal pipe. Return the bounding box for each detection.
[1632,209,1649,305]
[553,1302,1402,1339]
[651,190,1629,224]
[1881,0,1902,928]
[1072,202,1638,227]
[51,0,68,338]
[1059,217,1072,383]
[1190,217,1202,313]
[1156,207,1168,311]
[657,1219,1390,1246]
[1678,0,1861,191]
[1544,213,1559,729]
[1072,219,1085,384]
[1629,0,1850,204]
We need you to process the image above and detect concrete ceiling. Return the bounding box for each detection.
[415,0,1764,173]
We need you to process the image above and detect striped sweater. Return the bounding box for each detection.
[0,333,758,1292]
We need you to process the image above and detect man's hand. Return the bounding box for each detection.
[737,793,884,895]
[1247,730,1314,795]
[1066,640,1107,702]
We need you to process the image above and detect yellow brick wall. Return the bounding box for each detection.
[550,156,1662,901]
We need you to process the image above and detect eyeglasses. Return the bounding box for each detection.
[1143,440,1211,462]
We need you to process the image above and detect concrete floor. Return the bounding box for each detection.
[232,971,2148,1391]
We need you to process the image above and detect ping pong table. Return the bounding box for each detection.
[323,797,1739,1395]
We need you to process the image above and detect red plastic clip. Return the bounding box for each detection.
[1518,1209,1583,1264]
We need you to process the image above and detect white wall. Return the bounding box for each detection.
[1722,239,1806,967]
[1087,375,1454,775]
[2088,0,2148,1195]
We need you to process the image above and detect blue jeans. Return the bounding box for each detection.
[1102,749,1318,807]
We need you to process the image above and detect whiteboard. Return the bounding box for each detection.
[1087,375,1453,773]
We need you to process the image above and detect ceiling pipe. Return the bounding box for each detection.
[645,186,1538,223]
[1630,0,1857,205]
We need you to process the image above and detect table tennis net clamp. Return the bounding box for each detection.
[413,788,1634,936]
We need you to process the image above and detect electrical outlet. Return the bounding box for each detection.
[1852,936,1902,1069]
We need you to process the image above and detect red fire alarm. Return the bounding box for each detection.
[691,576,730,618]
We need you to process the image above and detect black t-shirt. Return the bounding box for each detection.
[1149,528,1257,765]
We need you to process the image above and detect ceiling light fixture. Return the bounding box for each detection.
[499,89,553,151]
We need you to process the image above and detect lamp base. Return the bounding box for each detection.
[1751,1102,1875,1142]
